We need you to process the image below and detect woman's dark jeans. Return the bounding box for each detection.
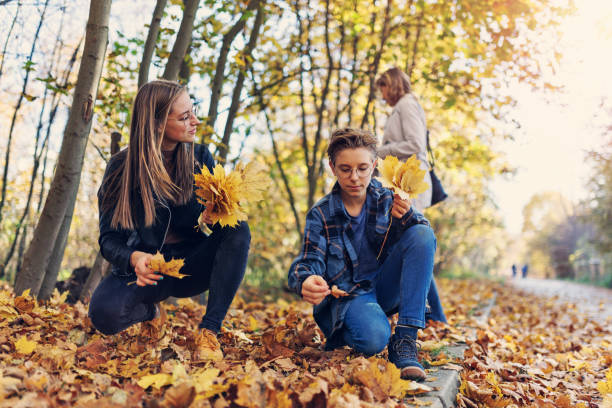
[89,221,250,335]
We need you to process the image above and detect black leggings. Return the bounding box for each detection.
[88,222,250,335]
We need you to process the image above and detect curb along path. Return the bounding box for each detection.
[408,294,497,408]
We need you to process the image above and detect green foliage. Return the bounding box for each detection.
[0,0,573,289]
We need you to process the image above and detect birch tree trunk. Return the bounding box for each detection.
[162,0,199,82]
[14,0,111,298]
[138,0,168,87]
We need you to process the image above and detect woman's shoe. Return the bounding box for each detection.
[141,303,167,341]
[194,328,223,361]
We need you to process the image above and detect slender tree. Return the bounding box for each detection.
[217,3,265,162]
[0,0,21,81]
[0,0,50,225]
[1,6,76,278]
[138,0,168,87]
[79,131,120,302]
[205,0,261,135]
[162,0,200,81]
[14,0,112,298]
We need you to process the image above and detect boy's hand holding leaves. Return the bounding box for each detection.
[377,155,429,200]
[377,154,428,218]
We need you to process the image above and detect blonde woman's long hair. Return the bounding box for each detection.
[102,80,196,229]
[375,67,412,106]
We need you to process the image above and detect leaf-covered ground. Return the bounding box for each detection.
[0,279,610,407]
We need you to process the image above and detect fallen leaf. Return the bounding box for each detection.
[150,251,188,279]
[331,285,349,298]
[14,335,37,355]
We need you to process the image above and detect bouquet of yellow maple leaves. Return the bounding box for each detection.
[376,155,429,200]
[194,161,269,235]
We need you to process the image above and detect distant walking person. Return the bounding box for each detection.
[512,264,517,278]
[521,264,529,278]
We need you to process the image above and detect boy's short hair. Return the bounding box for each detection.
[327,128,378,164]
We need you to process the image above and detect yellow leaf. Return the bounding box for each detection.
[376,155,428,199]
[597,367,612,395]
[248,315,259,332]
[194,161,269,229]
[352,358,431,399]
[137,373,172,389]
[15,336,37,355]
[49,288,69,305]
[149,251,188,279]
[192,368,220,394]
[0,305,18,321]
[331,285,349,298]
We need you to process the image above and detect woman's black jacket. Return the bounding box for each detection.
[97,143,215,278]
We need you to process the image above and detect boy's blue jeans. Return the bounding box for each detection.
[340,224,445,355]
[88,222,250,335]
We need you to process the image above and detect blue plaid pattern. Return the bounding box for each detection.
[288,178,429,344]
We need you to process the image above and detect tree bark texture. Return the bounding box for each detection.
[14,0,111,298]
[80,251,108,302]
[79,131,120,302]
[38,191,77,300]
[1,20,79,278]
[217,4,265,162]
[206,0,261,133]
[138,0,168,87]
[162,0,199,82]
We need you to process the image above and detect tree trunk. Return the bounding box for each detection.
[79,131,120,302]
[252,82,302,238]
[162,0,199,82]
[205,0,261,134]
[38,190,77,300]
[178,45,192,83]
[138,0,168,87]
[1,18,78,278]
[14,0,111,298]
[0,0,21,81]
[360,0,392,128]
[217,4,265,162]
[80,251,109,302]
[0,0,50,225]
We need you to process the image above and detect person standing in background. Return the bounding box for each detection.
[376,67,444,320]
[376,67,431,212]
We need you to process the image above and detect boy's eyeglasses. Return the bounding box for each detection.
[335,164,374,179]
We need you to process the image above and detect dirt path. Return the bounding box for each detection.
[508,277,612,323]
